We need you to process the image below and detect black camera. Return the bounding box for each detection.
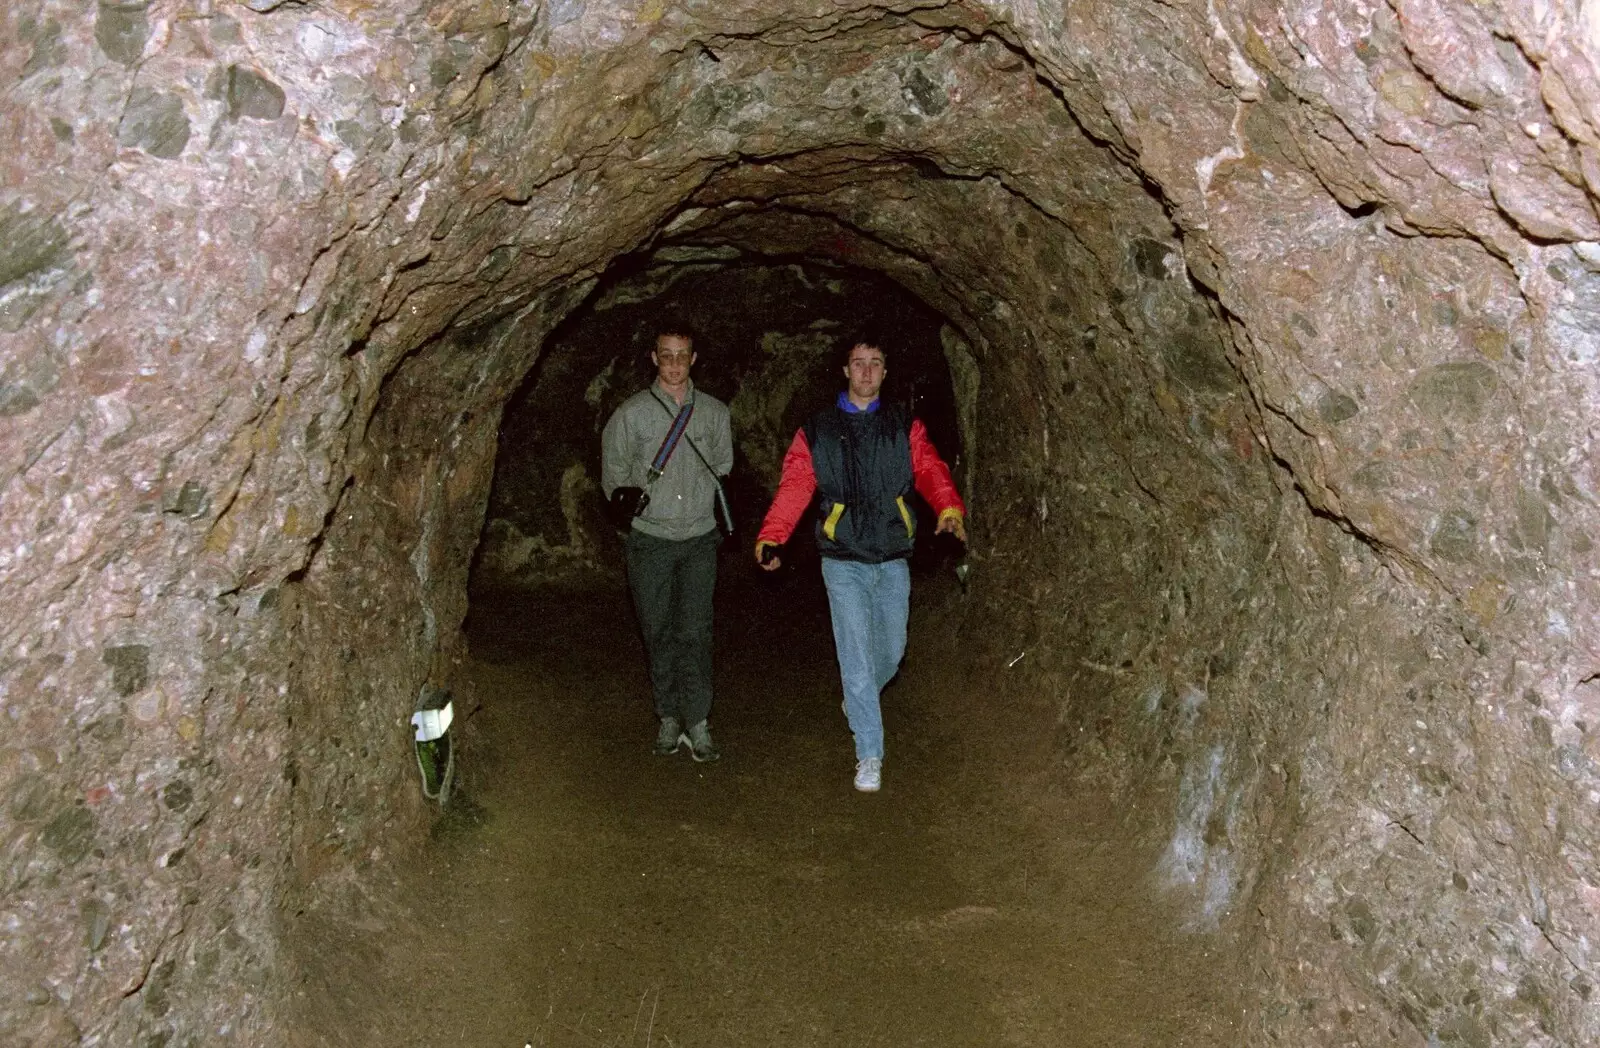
[608,486,650,528]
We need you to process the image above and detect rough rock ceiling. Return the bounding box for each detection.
[3,1,1599,1045]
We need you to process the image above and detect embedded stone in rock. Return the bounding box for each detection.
[1161,327,1235,393]
[210,14,242,45]
[20,17,67,79]
[165,481,209,519]
[102,644,151,696]
[0,348,61,417]
[94,2,149,67]
[1317,390,1360,424]
[161,780,194,813]
[117,87,191,160]
[334,119,370,151]
[1513,490,1552,554]
[81,897,111,954]
[1429,508,1480,563]
[144,960,178,1019]
[1343,896,1378,944]
[228,66,287,121]
[39,805,96,867]
[429,53,461,88]
[0,205,70,291]
[10,777,52,823]
[1408,361,1500,423]
[901,65,949,116]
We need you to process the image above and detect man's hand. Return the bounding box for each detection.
[936,509,967,545]
[755,540,782,571]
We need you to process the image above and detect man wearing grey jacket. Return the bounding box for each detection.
[601,326,734,761]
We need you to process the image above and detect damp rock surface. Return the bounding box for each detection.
[1,1,1598,1045]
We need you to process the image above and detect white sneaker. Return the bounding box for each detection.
[854,758,882,793]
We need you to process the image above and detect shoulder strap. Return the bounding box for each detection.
[649,391,734,534]
[649,390,715,478]
[647,397,695,481]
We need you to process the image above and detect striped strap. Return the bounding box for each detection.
[648,400,695,480]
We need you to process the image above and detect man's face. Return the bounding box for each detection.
[844,343,887,402]
[652,334,695,386]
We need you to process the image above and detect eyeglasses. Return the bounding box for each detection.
[657,351,693,363]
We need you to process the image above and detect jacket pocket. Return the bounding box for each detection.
[822,501,846,541]
[895,496,914,538]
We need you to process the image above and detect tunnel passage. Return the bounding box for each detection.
[473,255,968,592]
[5,1,1600,1046]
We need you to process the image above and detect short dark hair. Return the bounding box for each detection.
[840,334,889,366]
[655,317,697,346]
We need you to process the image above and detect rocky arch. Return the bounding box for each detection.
[3,1,1599,1044]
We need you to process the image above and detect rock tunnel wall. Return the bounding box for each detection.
[3,1,1599,1045]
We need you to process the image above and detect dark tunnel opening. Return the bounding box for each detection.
[470,253,969,599]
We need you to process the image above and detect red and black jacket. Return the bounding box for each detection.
[758,401,965,564]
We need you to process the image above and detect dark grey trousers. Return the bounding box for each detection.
[624,529,718,726]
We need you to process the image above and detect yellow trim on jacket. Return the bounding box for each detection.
[822,502,846,541]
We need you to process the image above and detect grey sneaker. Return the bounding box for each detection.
[654,716,682,756]
[854,757,882,792]
[680,720,720,763]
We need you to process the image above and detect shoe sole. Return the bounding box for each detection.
[854,781,880,792]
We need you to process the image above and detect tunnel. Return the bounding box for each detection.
[4,1,1600,1045]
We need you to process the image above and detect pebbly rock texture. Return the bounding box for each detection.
[2,0,1599,1045]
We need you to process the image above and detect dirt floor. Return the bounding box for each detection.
[288,554,1247,1047]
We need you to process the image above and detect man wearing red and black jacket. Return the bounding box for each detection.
[755,339,967,793]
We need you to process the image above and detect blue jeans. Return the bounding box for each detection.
[820,557,911,761]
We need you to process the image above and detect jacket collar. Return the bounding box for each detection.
[837,391,880,414]
[653,380,695,408]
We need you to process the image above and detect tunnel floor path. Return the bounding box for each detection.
[293,557,1245,1047]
